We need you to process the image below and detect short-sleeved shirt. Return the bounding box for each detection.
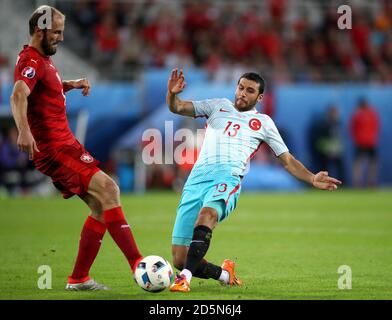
[14,45,76,155]
[188,98,288,181]
[13,46,99,199]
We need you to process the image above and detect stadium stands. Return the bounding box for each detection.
[55,0,392,83]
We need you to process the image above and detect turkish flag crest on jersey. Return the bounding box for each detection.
[249,118,262,131]
[21,66,36,79]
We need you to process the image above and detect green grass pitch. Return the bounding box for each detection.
[0,189,391,300]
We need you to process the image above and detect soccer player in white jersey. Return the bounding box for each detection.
[167,69,342,292]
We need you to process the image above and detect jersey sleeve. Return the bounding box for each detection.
[263,116,289,156]
[14,57,42,92]
[192,98,223,118]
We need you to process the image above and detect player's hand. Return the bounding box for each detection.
[17,129,40,160]
[312,171,342,191]
[168,68,186,94]
[73,78,91,96]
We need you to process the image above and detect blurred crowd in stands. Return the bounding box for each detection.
[0,125,48,196]
[56,0,392,82]
[0,0,387,195]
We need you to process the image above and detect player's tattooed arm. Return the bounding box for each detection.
[278,152,342,191]
[167,68,195,117]
[10,80,40,160]
[62,78,90,96]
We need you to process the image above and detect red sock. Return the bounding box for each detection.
[69,215,106,283]
[103,207,143,272]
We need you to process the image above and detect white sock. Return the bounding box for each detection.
[218,270,230,284]
[180,269,193,283]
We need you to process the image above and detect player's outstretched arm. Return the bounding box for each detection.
[166,68,195,117]
[10,80,40,160]
[278,152,342,191]
[62,78,90,96]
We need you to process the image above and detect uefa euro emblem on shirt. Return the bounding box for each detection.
[21,66,36,79]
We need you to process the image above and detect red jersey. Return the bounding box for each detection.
[14,45,76,154]
[350,107,379,147]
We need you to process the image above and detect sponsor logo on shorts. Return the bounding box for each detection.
[21,66,36,79]
[80,153,93,163]
[249,118,261,131]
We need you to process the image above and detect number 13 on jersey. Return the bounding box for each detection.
[223,121,241,137]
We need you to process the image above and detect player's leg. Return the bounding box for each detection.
[171,206,238,292]
[36,143,111,290]
[171,204,241,292]
[72,194,106,280]
[172,244,188,271]
[179,206,218,281]
[335,157,345,185]
[367,149,378,187]
[66,193,109,290]
[87,170,143,272]
[352,148,364,187]
[172,209,226,278]
[171,183,208,292]
[81,192,104,222]
[37,142,141,288]
[170,207,217,292]
[178,203,241,284]
[187,178,242,287]
[172,245,224,280]
[170,178,242,292]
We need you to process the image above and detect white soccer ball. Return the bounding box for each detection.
[134,255,174,292]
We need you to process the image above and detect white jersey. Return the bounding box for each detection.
[189,98,288,181]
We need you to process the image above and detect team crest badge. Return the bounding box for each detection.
[80,153,93,163]
[21,66,36,79]
[249,118,262,131]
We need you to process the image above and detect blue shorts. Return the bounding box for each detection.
[172,174,242,246]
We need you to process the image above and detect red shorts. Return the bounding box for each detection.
[34,141,101,199]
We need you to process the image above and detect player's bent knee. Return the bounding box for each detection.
[197,208,218,227]
[100,178,120,199]
[91,177,121,209]
[104,178,120,194]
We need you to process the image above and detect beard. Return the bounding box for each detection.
[234,97,257,112]
[41,32,57,56]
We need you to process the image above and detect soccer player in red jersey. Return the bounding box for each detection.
[10,6,143,291]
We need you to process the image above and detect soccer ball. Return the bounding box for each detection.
[134,255,174,293]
